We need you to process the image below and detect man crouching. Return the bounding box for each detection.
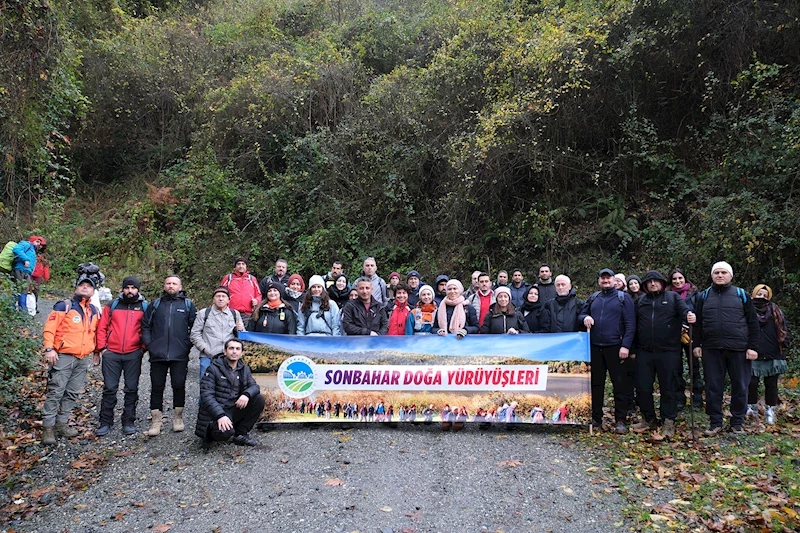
[196,339,265,448]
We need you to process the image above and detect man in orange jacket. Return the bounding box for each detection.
[41,275,100,445]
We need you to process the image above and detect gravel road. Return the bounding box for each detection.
[14,300,626,533]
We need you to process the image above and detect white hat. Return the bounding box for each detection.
[711,261,733,277]
[308,275,325,289]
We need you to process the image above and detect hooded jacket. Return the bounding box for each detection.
[12,240,36,274]
[141,291,197,362]
[633,271,690,352]
[539,289,584,333]
[221,270,261,314]
[44,295,99,357]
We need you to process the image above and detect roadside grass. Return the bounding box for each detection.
[583,383,800,532]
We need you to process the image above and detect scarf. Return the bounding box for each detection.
[267,299,283,309]
[437,295,466,334]
[754,299,788,351]
[520,300,542,315]
[388,303,411,335]
[286,288,303,300]
[671,282,694,300]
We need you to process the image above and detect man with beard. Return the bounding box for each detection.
[259,258,290,295]
[95,276,148,437]
[142,275,197,436]
[534,264,558,303]
[539,275,584,333]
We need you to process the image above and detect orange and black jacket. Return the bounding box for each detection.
[43,296,100,357]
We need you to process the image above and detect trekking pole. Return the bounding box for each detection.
[587,323,594,436]
[688,324,696,442]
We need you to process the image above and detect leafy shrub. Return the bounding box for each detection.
[0,281,41,414]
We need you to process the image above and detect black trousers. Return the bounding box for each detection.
[635,349,680,422]
[99,349,143,425]
[748,374,779,406]
[591,344,632,423]
[149,360,188,410]
[702,349,751,428]
[207,393,266,441]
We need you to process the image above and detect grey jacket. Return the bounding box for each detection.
[190,306,244,358]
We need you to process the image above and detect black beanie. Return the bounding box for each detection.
[122,276,141,290]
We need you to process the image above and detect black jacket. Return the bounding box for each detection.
[259,273,290,296]
[578,288,636,348]
[341,297,389,335]
[755,303,788,360]
[195,355,261,438]
[247,304,297,334]
[693,284,759,352]
[141,291,197,363]
[480,303,530,334]
[535,280,558,303]
[437,302,479,335]
[539,290,584,333]
[634,290,690,352]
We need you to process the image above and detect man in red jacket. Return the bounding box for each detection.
[221,258,261,322]
[95,276,148,437]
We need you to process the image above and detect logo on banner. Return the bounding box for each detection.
[278,356,316,398]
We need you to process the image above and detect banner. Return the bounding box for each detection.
[240,332,591,426]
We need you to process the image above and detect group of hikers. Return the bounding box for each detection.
[16,243,788,448]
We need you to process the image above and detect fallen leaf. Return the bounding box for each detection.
[152,524,172,533]
[324,478,344,487]
[649,514,670,522]
[585,467,597,472]
[380,506,392,512]
[562,487,575,495]
[279,459,289,464]
[498,460,522,467]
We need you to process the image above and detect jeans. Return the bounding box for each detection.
[99,349,143,426]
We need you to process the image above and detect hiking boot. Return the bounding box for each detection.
[704,425,723,437]
[95,425,111,437]
[691,396,704,409]
[615,422,628,435]
[42,426,56,445]
[55,422,79,438]
[745,404,758,419]
[145,410,162,436]
[729,425,745,434]
[172,407,185,432]
[232,434,257,447]
[122,424,137,436]
[765,406,776,426]
[631,420,657,433]
[661,419,676,439]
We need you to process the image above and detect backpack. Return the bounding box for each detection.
[586,289,626,313]
[0,241,17,272]
[203,306,241,338]
[107,297,149,322]
[303,306,333,333]
[223,273,258,291]
[697,286,747,305]
[151,297,194,314]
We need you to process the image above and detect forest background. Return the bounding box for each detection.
[1,0,799,312]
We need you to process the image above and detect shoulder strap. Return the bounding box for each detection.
[152,298,161,312]
[618,291,625,305]
[736,287,747,304]
[185,299,193,313]
[586,291,601,313]
[205,306,212,322]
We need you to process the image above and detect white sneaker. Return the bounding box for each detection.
[765,406,776,425]
[745,404,758,419]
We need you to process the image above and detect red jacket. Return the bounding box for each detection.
[96,296,147,353]
[220,271,262,314]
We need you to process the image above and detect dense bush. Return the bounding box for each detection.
[0,281,41,414]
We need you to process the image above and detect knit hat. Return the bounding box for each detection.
[122,276,141,289]
[407,270,421,281]
[418,284,435,300]
[234,257,247,266]
[287,274,306,291]
[308,275,325,289]
[711,261,733,277]
[495,286,512,298]
[213,286,230,297]
[389,272,401,281]
[751,284,772,300]
[264,281,286,300]
[614,273,626,285]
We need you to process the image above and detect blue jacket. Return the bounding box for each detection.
[578,288,636,348]
[12,241,36,274]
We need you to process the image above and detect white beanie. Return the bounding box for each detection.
[711,261,733,277]
[308,275,326,289]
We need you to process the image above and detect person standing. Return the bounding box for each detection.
[579,268,636,434]
[748,284,789,426]
[539,275,584,333]
[629,271,695,438]
[195,339,265,448]
[340,277,388,335]
[259,258,290,295]
[466,272,495,328]
[11,236,42,312]
[692,261,760,435]
[220,258,261,322]
[41,275,100,444]
[362,257,389,305]
[141,275,197,436]
[508,269,532,308]
[191,286,245,380]
[534,264,557,303]
[94,276,148,436]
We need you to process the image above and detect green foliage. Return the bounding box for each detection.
[0,281,40,414]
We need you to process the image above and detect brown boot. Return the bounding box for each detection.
[172,407,185,432]
[661,419,676,439]
[55,422,79,437]
[42,426,56,445]
[145,410,162,436]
